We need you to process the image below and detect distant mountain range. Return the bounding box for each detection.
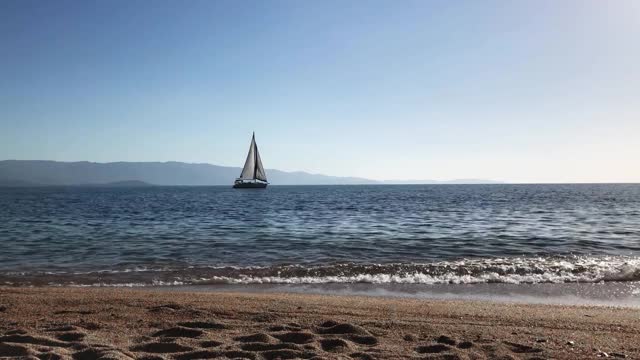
[0,160,501,186]
[381,179,503,185]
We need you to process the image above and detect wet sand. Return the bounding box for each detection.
[0,287,638,359]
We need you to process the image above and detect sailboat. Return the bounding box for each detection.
[233,132,268,188]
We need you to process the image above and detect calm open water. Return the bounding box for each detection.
[1,184,639,289]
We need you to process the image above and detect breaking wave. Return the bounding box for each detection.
[2,255,640,287]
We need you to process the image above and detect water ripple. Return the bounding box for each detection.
[0,184,639,282]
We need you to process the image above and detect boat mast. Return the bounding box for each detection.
[252,132,258,181]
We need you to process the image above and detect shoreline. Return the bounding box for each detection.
[157,282,640,308]
[1,287,638,359]
[4,280,639,308]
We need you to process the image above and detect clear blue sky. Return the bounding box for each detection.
[1,0,638,182]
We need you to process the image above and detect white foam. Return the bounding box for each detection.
[5,255,640,287]
[186,256,640,285]
[69,280,185,287]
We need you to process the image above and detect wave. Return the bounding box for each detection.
[2,255,640,287]
[188,256,640,285]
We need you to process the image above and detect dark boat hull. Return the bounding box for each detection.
[233,182,268,189]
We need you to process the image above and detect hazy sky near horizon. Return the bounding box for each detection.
[1,0,639,183]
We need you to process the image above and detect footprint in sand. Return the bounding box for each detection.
[240,342,301,352]
[403,333,418,342]
[319,320,338,327]
[0,334,71,348]
[267,324,302,332]
[0,343,32,357]
[503,341,543,354]
[349,352,377,360]
[130,341,193,353]
[199,340,223,348]
[72,347,135,360]
[137,355,165,360]
[233,333,277,343]
[152,327,203,338]
[5,329,28,335]
[347,334,378,346]
[284,322,302,331]
[174,349,257,360]
[436,335,457,346]
[56,332,86,342]
[267,325,287,332]
[172,350,219,360]
[320,338,353,353]
[223,350,259,359]
[415,344,451,354]
[38,352,69,360]
[230,332,315,359]
[53,310,94,315]
[272,332,315,344]
[315,321,379,351]
[261,349,308,360]
[316,323,370,336]
[45,325,80,332]
[177,321,228,330]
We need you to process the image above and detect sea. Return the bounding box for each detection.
[1,184,639,306]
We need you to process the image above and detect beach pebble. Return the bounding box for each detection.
[611,353,628,358]
[566,341,575,346]
[598,352,609,357]
[415,344,450,354]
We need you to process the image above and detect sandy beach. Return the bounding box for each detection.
[0,287,638,359]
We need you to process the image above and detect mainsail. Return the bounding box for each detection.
[254,145,267,181]
[239,133,267,182]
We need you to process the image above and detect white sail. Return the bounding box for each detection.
[238,133,267,182]
[254,144,267,181]
[239,134,256,179]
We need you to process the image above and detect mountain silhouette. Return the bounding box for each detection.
[0,160,500,186]
[0,160,376,186]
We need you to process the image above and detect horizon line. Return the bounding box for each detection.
[1,159,639,184]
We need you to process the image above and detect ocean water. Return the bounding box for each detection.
[1,184,640,296]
